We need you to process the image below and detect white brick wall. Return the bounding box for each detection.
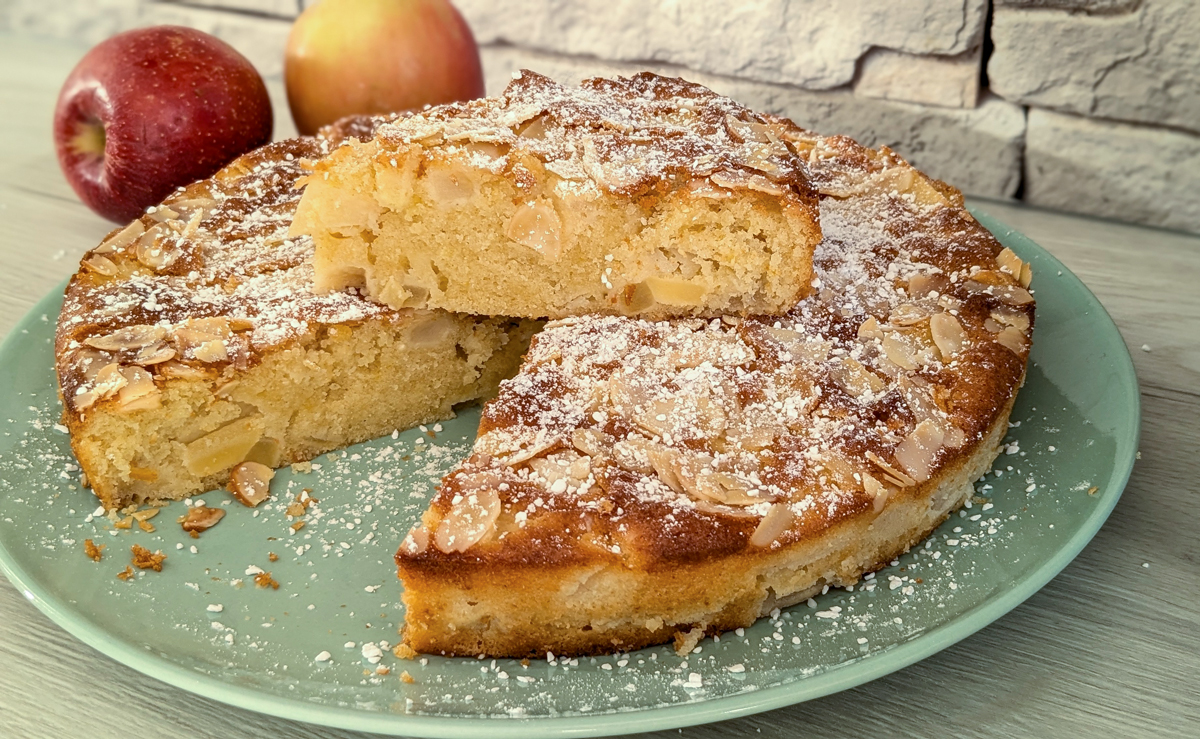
[989,0,1200,135]
[2,0,1197,232]
[457,0,987,98]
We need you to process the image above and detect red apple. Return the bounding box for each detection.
[285,0,484,136]
[54,26,273,223]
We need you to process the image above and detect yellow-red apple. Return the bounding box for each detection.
[285,0,484,135]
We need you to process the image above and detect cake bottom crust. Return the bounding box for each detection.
[397,392,1016,658]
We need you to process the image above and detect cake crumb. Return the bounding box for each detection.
[399,670,415,684]
[673,626,704,656]
[254,571,280,589]
[268,552,279,562]
[83,538,104,562]
[131,544,166,572]
[116,566,134,581]
[393,643,418,660]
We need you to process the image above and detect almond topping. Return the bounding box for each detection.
[863,473,889,513]
[865,451,917,488]
[84,325,167,352]
[94,220,145,254]
[995,326,1029,355]
[996,247,1024,279]
[115,366,160,413]
[894,420,945,484]
[749,503,793,548]
[434,488,501,553]
[400,525,430,555]
[82,255,120,276]
[179,505,225,534]
[929,312,965,360]
[228,461,274,507]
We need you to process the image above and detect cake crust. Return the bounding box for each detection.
[292,71,822,320]
[395,122,1036,657]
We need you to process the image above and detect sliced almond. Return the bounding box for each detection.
[94,221,145,254]
[990,307,1031,333]
[571,428,611,458]
[865,450,917,488]
[881,333,918,371]
[115,366,159,413]
[749,503,793,548]
[134,225,179,270]
[92,363,129,399]
[929,312,965,360]
[995,326,1029,355]
[863,473,889,513]
[434,489,501,553]
[179,505,225,534]
[228,461,274,507]
[835,357,885,398]
[996,247,1024,279]
[400,525,430,555]
[505,199,562,262]
[191,340,229,363]
[894,420,945,484]
[724,114,771,144]
[82,254,120,277]
[85,325,167,352]
[858,316,884,341]
[889,303,931,327]
[132,342,176,366]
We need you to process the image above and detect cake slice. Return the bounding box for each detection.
[56,121,539,510]
[290,71,821,320]
[394,124,1036,657]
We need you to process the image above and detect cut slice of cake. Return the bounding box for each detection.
[394,124,1036,657]
[56,123,539,510]
[290,71,821,320]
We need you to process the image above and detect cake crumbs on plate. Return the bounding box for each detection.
[254,571,280,589]
[130,544,166,571]
[83,538,104,561]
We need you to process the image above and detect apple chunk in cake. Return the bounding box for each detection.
[291,71,821,320]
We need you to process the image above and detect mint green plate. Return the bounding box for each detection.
[0,209,1139,737]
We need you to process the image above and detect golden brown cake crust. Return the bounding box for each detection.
[395,122,1036,657]
[371,70,818,204]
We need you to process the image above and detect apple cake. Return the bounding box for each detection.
[56,120,539,510]
[394,123,1036,657]
[290,71,822,320]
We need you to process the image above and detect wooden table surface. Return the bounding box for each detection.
[1,32,1198,739]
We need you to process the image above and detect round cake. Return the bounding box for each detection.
[394,117,1036,658]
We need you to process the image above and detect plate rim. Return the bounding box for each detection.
[0,209,1141,738]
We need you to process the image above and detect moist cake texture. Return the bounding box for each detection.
[394,123,1036,657]
[291,71,821,320]
[56,124,538,510]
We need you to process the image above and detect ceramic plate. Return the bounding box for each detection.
[0,209,1139,737]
